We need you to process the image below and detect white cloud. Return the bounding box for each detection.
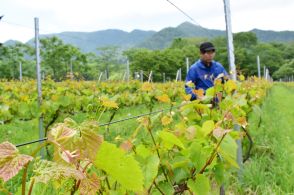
[1,0,294,43]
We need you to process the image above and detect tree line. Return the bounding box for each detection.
[0,32,293,81]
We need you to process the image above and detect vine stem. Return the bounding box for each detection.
[28,178,35,195]
[73,161,92,194]
[153,181,165,195]
[199,133,227,175]
[22,142,47,195]
[98,107,106,122]
[146,120,170,184]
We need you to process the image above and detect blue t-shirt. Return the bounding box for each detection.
[185,60,228,100]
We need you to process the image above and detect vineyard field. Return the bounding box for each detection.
[0,78,274,194]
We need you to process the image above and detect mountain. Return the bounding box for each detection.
[4,22,294,52]
[137,22,225,49]
[250,29,294,42]
[26,29,156,53]
[3,40,23,46]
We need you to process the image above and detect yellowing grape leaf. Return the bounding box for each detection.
[78,122,103,161]
[238,75,245,81]
[141,82,153,91]
[137,116,150,128]
[32,159,84,184]
[156,94,171,103]
[192,89,205,99]
[120,140,133,152]
[161,115,173,126]
[0,141,33,182]
[185,81,194,88]
[182,94,192,101]
[48,119,103,163]
[237,117,248,128]
[48,124,76,142]
[101,99,118,109]
[213,128,231,138]
[224,80,237,94]
[185,126,197,140]
[79,173,100,195]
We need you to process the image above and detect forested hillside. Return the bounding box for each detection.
[4,22,294,52]
[1,32,293,81]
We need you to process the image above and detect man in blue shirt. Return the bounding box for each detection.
[185,42,228,100]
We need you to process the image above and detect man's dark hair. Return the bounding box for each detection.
[199,42,215,53]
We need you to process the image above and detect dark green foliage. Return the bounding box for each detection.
[1,25,294,80]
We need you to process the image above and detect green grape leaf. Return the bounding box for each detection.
[0,141,33,182]
[219,135,239,168]
[200,120,215,137]
[0,104,12,122]
[136,144,152,159]
[17,103,31,118]
[189,141,211,171]
[213,163,224,185]
[187,174,211,195]
[173,168,190,184]
[142,155,160,189]
[153,181,174,195]
[158,131,185,149]
[205,87,215,97]
[57,96,72,107]
[171,155,190,169]
[94,141,144,192]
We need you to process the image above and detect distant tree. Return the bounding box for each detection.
[273,59,294,79]
[233,32,258,48]
[40,36,87,80]
[123,48,156,76]
[0,43,34,79]
[280,42,294,60]
[251,43,284,76]
[96,46,124,80]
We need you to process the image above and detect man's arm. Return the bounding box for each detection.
[185,67,197,100]
[185,84,196,100]
[215,63,229,83]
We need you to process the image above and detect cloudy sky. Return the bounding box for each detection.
[1,0,294,43]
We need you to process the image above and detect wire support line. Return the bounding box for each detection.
[1,20,34,30]
[16,137,48,148]
[164,0,216,38]
[99,106,178,127]
[1,20,94,45]
[165,0,199,25]
[15,103,185,148]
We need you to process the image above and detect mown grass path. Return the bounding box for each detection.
[237,83,294,194]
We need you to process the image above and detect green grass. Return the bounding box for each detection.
[231,83,294,194]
